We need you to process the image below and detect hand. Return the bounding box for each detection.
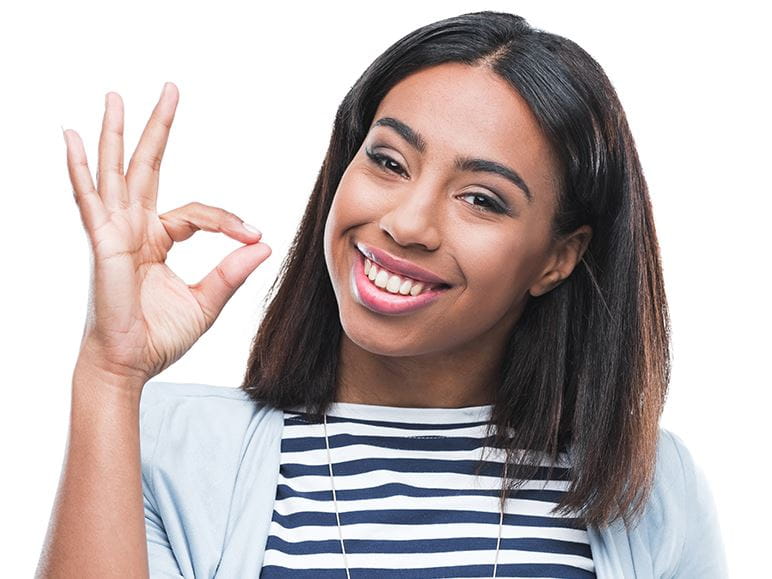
[64,82,271,388]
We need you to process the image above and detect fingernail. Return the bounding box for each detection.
[242,221,261,235]
[61,125,67,145]
[161,82,170,98]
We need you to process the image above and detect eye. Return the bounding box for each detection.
[459,192,509,215]
[365,148,408,178]
[365,147,510,216]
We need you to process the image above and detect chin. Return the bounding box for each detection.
[339,314,445,358]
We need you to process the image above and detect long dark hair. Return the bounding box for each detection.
[240,10,670,529]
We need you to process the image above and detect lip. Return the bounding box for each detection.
[351,249,449,316]
[355,241,451,286]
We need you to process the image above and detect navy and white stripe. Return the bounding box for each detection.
[260,401,595,578]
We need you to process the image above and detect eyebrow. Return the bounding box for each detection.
[371,116,533,203]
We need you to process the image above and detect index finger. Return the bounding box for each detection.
[125,82,179,212]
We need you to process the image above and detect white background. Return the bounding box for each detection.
[1,1,768,576]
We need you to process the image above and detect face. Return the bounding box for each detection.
[323,62,590,359]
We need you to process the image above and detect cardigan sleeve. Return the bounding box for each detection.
[139,380,248,578]
[666,430,729,578]
[140,383,185,578]
[138,380,280,578]
[144,488,185,578]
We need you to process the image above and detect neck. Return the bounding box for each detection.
[334,332,505,408]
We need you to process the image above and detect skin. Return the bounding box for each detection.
[323,62,592,408]
[37,85,272,578]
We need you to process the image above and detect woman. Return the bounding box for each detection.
[37,10,727,578]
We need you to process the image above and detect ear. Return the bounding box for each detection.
[529,225,593,298]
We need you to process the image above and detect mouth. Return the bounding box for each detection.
[355,241,452,289]
[351,247,451,316]
[358,248,450,295]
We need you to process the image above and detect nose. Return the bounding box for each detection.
[378,180,442,251]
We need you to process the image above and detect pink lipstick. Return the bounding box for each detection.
[351,248,450,316]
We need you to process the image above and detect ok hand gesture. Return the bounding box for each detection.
[64,82,271,388]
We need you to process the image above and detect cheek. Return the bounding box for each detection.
[337,170,388,216]
[323,172,379,276]
[323,188,348,281]
[458,233,543,306]
[324,171,364,241]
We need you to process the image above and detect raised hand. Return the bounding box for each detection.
[64,82,271,388]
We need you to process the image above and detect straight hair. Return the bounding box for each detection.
[240,10,670,529]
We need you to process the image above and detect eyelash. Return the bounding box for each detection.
[364,148,509,215]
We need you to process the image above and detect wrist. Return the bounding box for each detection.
[72,357,147,407]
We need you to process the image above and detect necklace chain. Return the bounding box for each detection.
[323,413,505,578]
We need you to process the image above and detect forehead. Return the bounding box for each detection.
[371,62,560,199]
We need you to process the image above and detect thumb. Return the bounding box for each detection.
[189,241,272,326]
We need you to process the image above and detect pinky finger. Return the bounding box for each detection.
[64,129,109,235]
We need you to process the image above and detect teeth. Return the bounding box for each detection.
[364,257,431,296]
[367,262,378,282]
[386,274,402,293]
[374,269,389,288]
[409,282,426,297]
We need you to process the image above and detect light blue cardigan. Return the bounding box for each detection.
[139,381,729,578]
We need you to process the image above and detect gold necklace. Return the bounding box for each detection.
[322,412,505,578]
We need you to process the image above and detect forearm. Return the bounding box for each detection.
[35,361,149,578]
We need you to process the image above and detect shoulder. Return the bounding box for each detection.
[653,427,694,498]
[656,427,699,478]
[635,427,728,577]
[139,381,286,576]
[645,428,704,533]
[139,380,281,437]
[651,427,716,521]
[139,379,258,411]
[139,380,285,472]
[139,381,286,509]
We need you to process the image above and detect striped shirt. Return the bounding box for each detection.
[259,401,595,578]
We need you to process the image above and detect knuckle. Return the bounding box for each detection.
[215,264,237,291]
[155,110,174,130]
[151,111,173,131]
[135,153,162,173]
[129,154,161,173]
[104,125,124,138]
[104,160,123,174]
[176,202,236,229]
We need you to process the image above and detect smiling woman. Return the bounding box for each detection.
[37,8,728,579]
[324,62,578,368]
[229,10,726,578]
